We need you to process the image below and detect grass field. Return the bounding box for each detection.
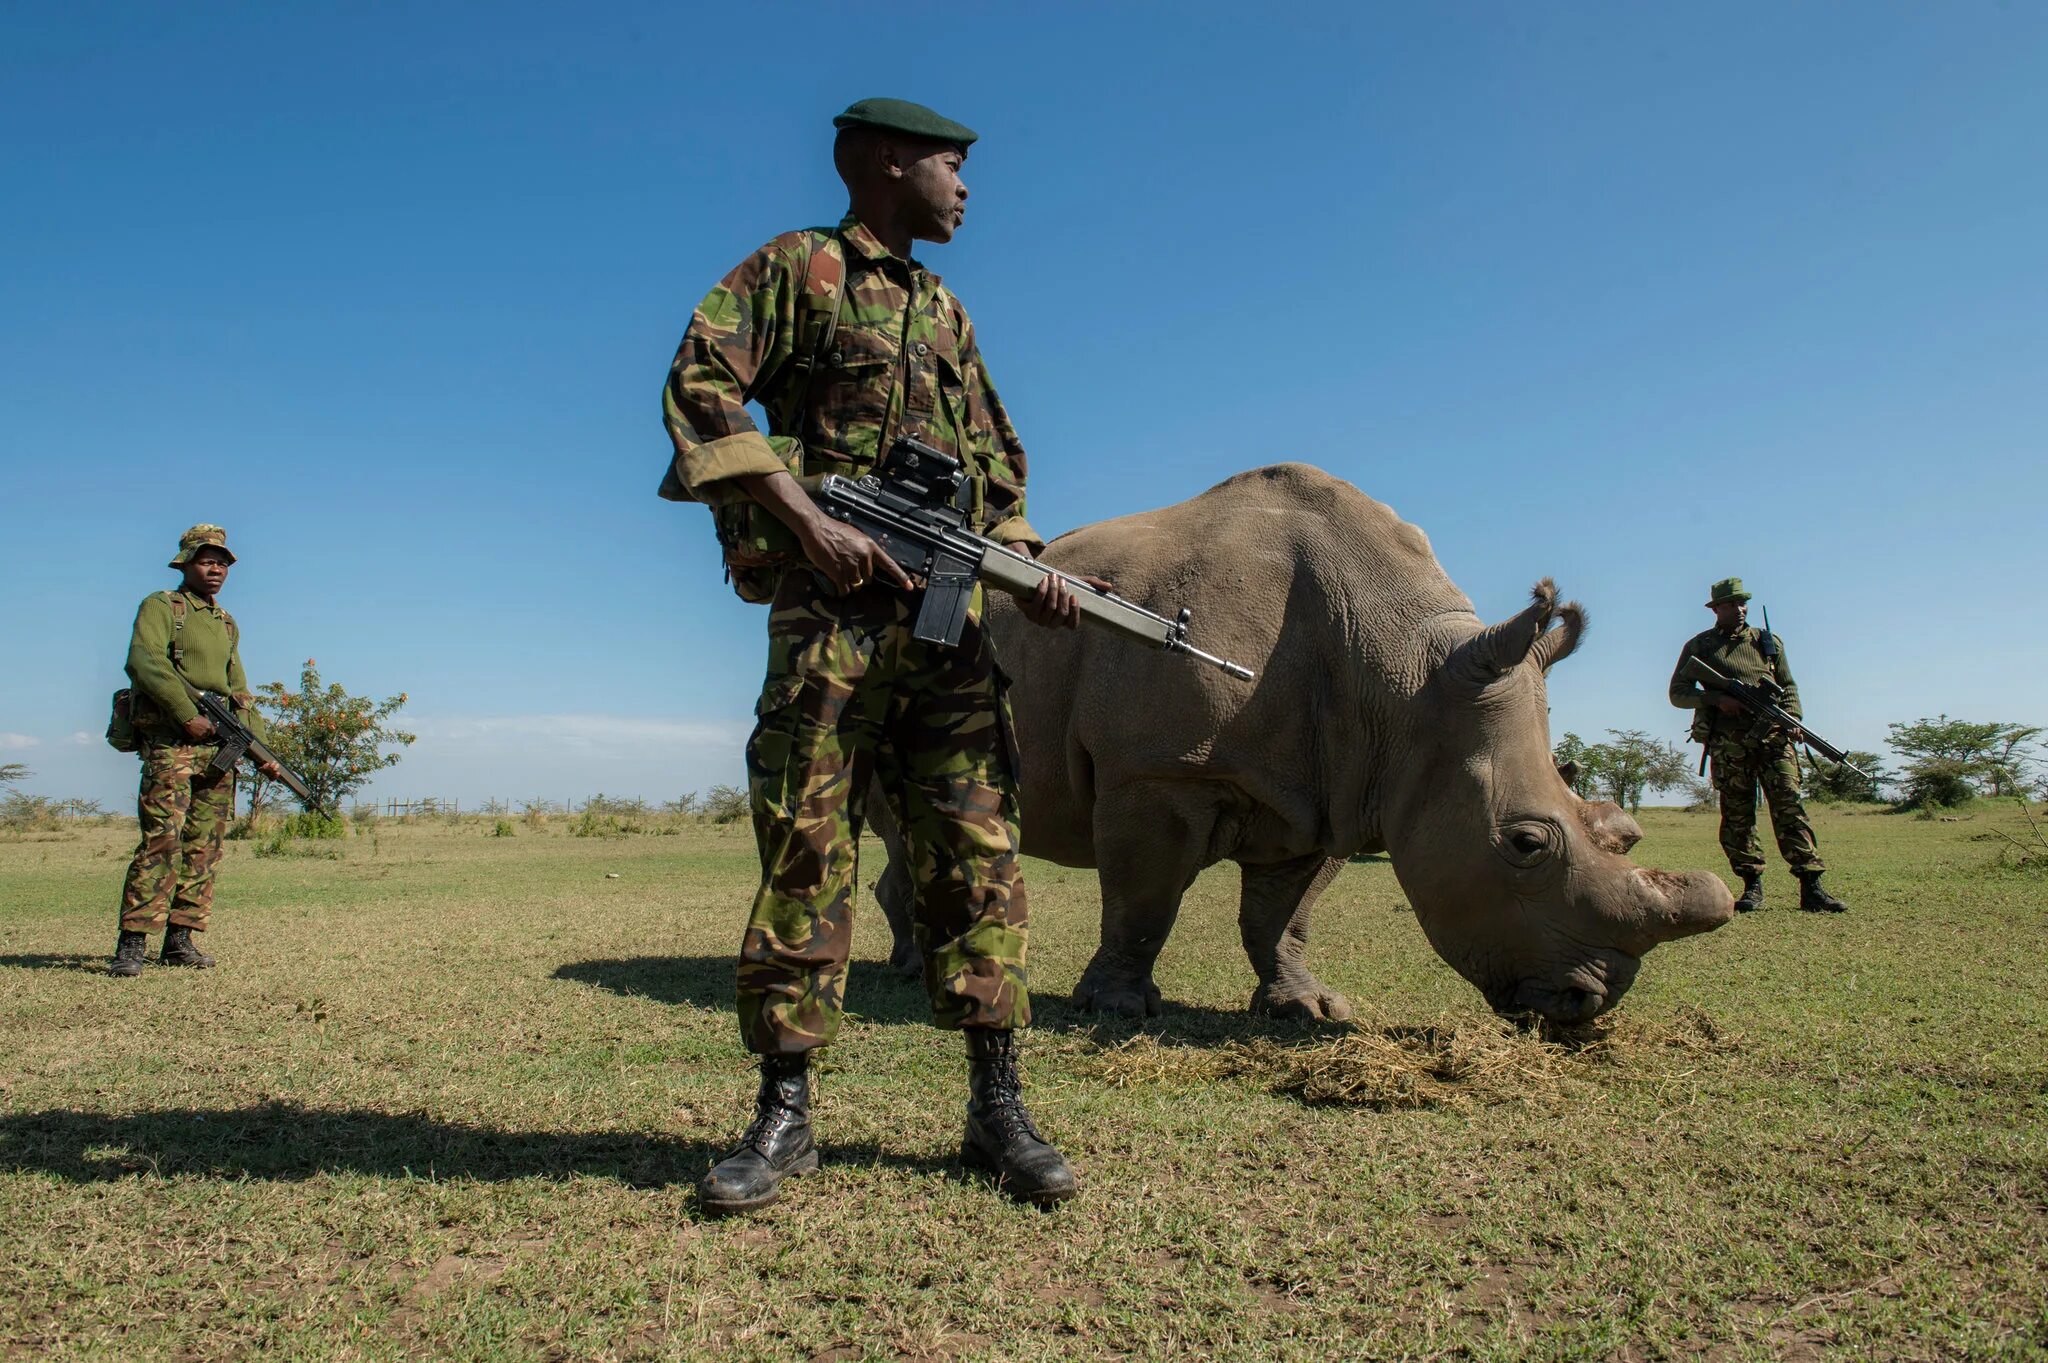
[2,803,2043,1361]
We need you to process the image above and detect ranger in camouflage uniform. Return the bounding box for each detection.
[1669,578,1846,914]
[109,525,281,977]
[660,99,1085,1213]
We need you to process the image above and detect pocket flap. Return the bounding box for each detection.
[756,674,805,717]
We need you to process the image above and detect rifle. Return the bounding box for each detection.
[814,436,1255,681]
[181,680,323,812]
[1680,657,1868,779]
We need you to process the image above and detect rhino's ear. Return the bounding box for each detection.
[1531,600,1587,674]
[1446,579,1559,691]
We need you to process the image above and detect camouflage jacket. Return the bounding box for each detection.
[1669,624,1802,743]
[660,214,1040,549]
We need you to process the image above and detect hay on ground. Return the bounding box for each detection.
[1076,1005,1739,1111]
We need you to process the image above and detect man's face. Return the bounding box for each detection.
[1710,599,1747,631]
[183,549,231,596]
[896,141,969,244]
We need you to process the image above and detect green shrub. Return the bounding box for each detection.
[282,812,348,839]
[490,818,515,838]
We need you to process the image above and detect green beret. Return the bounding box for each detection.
[1706,577,1751,606]
[832,97,977,149]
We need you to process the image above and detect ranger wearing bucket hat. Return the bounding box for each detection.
[659,98,1085,1215]
[107,525,280,978]
[1669,578,1846,914]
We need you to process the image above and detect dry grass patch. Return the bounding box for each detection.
[1078,1005,1741,1110]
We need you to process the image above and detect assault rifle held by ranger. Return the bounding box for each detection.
[178,679,323,812]
[1679,656,1868,779]
[813,436,1256,681]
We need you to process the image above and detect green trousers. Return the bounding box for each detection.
[1708,734,1824,876]
[738,571,1029,1055]
[119,742,235,932]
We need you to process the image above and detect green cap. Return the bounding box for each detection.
[1706,577,1751,607]
[169,523,236,568]
[832,97,978,149]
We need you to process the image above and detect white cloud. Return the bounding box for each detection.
[64,731,94,746]
[0,733,41,751]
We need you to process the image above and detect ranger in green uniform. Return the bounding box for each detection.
[1669,578,1846,914]
[660,99,1086,1213]
[109,525,280,977]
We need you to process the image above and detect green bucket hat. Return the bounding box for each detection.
[1705,577,1751,607]
[832,97,978,149]
[169,523,236,568]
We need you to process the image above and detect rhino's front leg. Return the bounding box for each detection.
[1241,854,1352,1021]
[1074,781,1214,1018]
[865,780,922,979]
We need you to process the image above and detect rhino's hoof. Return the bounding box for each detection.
[1073,979,1162,1018]
[1250,984,1353,1023]
[887,944,921,981]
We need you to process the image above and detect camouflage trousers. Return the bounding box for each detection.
[738,570,1029,1056]
[1708,734,1823,876]
[119,742,236,932]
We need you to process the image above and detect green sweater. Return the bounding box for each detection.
[1668,624,1801,743]
[125,589,267,738]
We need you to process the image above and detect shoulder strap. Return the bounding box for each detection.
[785,229,848,427]
[160,591,187,667]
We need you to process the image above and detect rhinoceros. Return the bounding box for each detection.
[872,463,1734,1025]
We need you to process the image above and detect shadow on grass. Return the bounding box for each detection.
[0,1102,953,1187]
[555,956,1353,1049]
[0,953,110,973]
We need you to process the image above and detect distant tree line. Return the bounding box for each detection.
[1555,717,2044,812]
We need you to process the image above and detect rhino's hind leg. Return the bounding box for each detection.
[1241,854,1352,1022]
[865,780,923,980]
[1073,781,1215,1018]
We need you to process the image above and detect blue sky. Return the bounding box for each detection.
[3,2,2043,807]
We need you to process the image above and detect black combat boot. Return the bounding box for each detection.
[962,1029,1077,1206]
[160,924,215,967]
[697,1054,818,1215]
[1733,872,1765,914]
[109,930,149,978]
[1797,872,1847,913]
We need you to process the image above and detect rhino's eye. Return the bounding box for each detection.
[1499,821,1556,868]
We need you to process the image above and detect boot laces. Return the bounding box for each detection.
[982,1059,1044,1146]
[737,1068,804,1155]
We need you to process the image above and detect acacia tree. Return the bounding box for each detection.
[248,659,415,816]
[1886,715,2034,808]
[1596,730,1693,811]
[1987,725,2044,798]
[1552,730,1693,812]
[1803,751,1888,804]
[1551,733,1600,799]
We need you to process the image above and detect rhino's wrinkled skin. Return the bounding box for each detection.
[875,464,1733,1025]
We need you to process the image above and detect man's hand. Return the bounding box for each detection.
[1009,543,1113,631]
[258,759,283,780]
[733,469,913,597]
[798,516,915,596]
[1716,697,1744,717]
[182,715,217,742]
